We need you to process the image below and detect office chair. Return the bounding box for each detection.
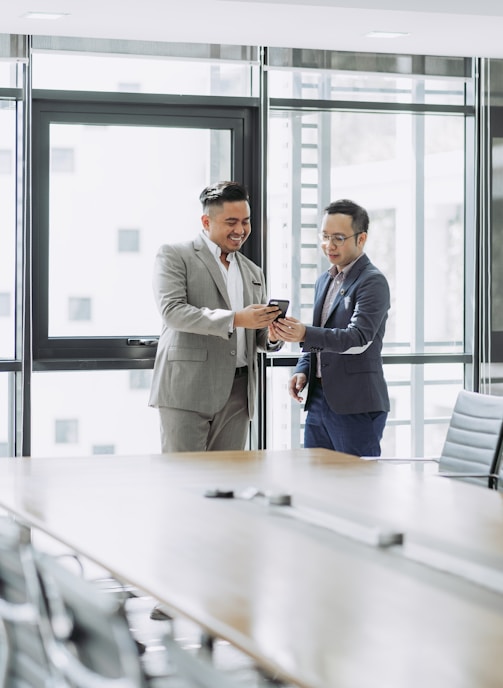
[37,550,254,688]
[378,390,503,488]
[0,517,274,688]
[0,517,66,687]
[494,446,503,491]
[36,551,150,688]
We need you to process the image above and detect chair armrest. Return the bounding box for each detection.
[437,471,497,478]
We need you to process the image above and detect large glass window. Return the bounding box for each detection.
[31,371,159,456]
[0,102,17,359]
[266,359,464,456]
[32,43,259,97]
[3,39,484,458]
[268,109,465,352]
[266,62,471,456]
[46,122,230,338]
[32,101,253,361]
[0,373,11,456]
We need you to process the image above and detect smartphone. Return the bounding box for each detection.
[268,299,290,321]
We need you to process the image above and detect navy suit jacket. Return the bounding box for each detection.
[294,253,390,415]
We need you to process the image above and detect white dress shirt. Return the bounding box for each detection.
[201,231,247,368]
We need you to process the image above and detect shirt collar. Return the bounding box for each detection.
[201,230,236,263]
[328,253,363,279]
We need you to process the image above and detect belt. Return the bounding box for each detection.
[234,366,248,377]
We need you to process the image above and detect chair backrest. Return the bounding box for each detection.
[36,552,148,688]
[0,517,64,688]
[495,442,503,491]
[439,390,503,486]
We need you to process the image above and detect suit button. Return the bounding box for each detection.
[230,350,236,356]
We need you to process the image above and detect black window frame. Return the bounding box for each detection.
[32,93,260,368]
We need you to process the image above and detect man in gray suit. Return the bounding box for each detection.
[272,199,390,457]
[149,181,282,453]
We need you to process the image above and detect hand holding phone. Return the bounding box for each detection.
[268,299,290,321]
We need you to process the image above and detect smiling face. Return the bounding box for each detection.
[320,212,366,270]
[201,200,251,255]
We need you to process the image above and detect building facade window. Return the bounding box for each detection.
[55,419,79,444]
[0,149,12,174]
[51,147,75,173]
[0,293,10,317]
[68,297,92,321]
[118,228,140,253]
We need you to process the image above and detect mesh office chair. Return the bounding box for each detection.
[36,553,248,688]
[378,390,503,488]
[0,518,275,688]
[36,551,150,688]
[0,517,66,687]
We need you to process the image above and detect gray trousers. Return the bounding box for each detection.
[158,373,249,452]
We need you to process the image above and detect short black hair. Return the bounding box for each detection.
[324,199,369,234]
[199,181,249,213]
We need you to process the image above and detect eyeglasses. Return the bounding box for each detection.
[319,231,362,247]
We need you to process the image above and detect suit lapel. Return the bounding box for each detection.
[314,272,332,325]
[236,254,254,307]
[194,236,232,308]
[235,254,256,360]
[319,255,370,323]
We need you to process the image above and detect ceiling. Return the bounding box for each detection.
[2,0,503,60]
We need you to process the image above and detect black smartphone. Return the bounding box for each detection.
[268,299,290,321]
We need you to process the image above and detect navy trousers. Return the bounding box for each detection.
[303,380,387,457]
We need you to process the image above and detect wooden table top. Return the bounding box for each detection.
[0,449,502,688]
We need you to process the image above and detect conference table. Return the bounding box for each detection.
[0,448,503,688]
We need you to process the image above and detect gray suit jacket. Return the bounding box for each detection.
[149,235,280,417]
[295,253,390,414]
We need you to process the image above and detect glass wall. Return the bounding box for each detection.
[266,57,471,456]
[31,371,159,456]
[28,42,259,455]
[0,34,493,458]
[0,373,11,456]
[0,103,17,360]
[46,122,230,338]
[0,48,23,456]
[32,40,258,97]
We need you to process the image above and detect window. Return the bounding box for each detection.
[55,419,79,444]
[92,444,115,454]
[51,147,75,172]
[0,149,12,174]
[32,41,259,97]
[11,41,480,460]
[266,55,472,457]
[0,374,11,456]
[32,99,251,358]
[117,82,140,92]
[32,371,160,457]
[129,370,151,390]
[69,297,92,321]
[118,228,140,253]
[0,293,10,317]
[0,105,17,359]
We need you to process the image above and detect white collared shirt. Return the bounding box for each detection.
[201,231,247,367]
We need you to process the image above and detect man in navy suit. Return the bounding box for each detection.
[272,199,390,457]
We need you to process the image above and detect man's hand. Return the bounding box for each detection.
[288,373,307,402]
[234,304,280,329]
[272,316,306,343]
